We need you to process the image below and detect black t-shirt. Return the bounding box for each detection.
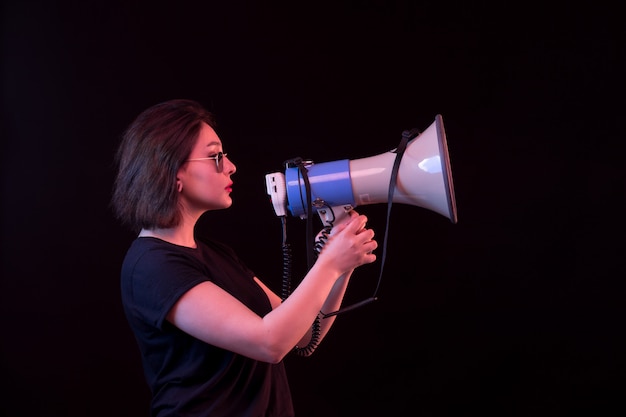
[120,236,294,417]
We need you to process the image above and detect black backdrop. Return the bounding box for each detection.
[2,1,624,416]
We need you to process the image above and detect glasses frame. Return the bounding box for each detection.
[186,152,228,172]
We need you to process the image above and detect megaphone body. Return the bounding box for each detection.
[265,114,457,226]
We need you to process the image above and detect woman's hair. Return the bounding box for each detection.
[111,99,217,232]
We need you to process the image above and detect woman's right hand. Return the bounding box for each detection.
[315,210,377,274]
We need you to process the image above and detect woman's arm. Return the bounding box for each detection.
[167,213,377,363]
[256,269,354,356]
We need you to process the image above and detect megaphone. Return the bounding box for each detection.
[265,114,458,227]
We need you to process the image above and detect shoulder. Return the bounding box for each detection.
[122,237,204,275]
[195,234,255,276]
[195,234,239,259]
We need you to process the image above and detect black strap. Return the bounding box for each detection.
[284,158,316,269]
[298,163,316,269]
[321,128,420,318]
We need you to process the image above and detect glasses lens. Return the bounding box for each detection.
[216,152,225,172]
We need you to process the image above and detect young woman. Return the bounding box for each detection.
[111,99,377,416]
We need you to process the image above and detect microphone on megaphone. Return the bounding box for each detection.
[265,114,458,227]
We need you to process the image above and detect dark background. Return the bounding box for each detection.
[2,1,624,416]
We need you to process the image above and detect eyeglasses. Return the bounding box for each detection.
[186,152,228,172]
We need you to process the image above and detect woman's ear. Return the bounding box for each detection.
[177,180,183,192]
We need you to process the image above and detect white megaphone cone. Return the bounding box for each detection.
[265,114,457,226]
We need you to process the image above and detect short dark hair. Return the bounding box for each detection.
[111,99,217,232]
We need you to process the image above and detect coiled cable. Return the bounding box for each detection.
[279,214,323,357]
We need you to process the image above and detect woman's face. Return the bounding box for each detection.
[176,122,236,213]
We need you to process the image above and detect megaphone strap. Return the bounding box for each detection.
[321,128,421,318]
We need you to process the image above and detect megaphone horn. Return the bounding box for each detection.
[265,114,458,226]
